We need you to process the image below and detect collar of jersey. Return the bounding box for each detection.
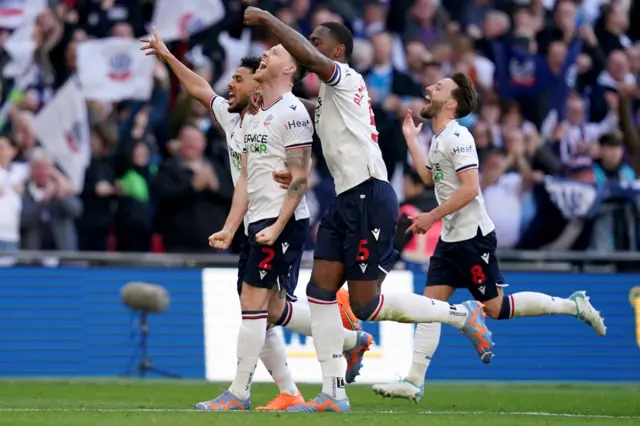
[433,119,455,139]
[261,95,284,111]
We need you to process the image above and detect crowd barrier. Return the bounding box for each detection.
[0,255,638,382]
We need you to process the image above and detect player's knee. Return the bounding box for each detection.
[350,295,382,321]
[306,281,338,303]
[488,295,513,320]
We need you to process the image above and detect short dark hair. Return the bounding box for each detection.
[239,56,261,73]
[292,58,309,84]
[450,72,477,119]
[319,22,354,60]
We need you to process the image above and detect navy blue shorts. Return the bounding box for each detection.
[314,178,399,281]
[241,217,308,295]
[426,229,506,302]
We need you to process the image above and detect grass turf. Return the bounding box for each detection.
[0,379,637,426]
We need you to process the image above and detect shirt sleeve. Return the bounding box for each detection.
[283,107,314,151]
[210,95,238,134]
[449,131,479,174]
[322,61,359,92]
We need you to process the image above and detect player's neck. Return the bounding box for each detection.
[260,80,291,110]
[431,114,455,136]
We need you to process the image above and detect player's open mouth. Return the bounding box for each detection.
[228,90,236,102]
[259,60,268,70]
[425,94,432,107]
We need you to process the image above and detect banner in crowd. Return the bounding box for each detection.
[30,78,90,192]
[542,177,640,220]
[3,14,36,78]
[203,269,415,384]
[0,0,45,29]
[151,0,225,42]
[76,38,155,102]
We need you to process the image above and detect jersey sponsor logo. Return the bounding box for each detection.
[451,145,473,156]
[359,263,368,273]
[289,104,297,111]
[259,270,267,280]
[244,133,269,154]
[284,119,311,131]
[433,163,444,182]
[481,253,490,264]
[371,228,380,241]
[229,148,242,171]
[282,242,289,254]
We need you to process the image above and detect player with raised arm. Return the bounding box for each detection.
[243,8,494,413]
[140,30,369,412]
[372,73,606,403]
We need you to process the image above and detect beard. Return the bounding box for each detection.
[228,98,250,113]
[420,99,445,119]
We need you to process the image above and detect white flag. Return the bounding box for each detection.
[0,0,46,29]
[151,0,225,42]
[77,37,155,102]
[30,78,90,193]
[3,14,36,77]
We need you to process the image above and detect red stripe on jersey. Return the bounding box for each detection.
[456,166,478,175]
[285,144,312,151]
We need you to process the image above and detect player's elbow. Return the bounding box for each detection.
[466,185,479,200]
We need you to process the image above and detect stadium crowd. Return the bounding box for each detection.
[0,0,638,258]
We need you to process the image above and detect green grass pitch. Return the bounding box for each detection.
[0,379,638,426]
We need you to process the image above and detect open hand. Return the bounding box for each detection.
[140,27,170,61]
[255,224,282,246]
[209,229,233,250]
[402,109,424,141]
[272,161,293,189]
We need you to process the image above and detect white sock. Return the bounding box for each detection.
[230,311,267,400]
[510,292,577,318]
[407,323,441,387]
[260,328,298,396]
[372,293,468,328]
[308,300,347,400]
[284,301,359,349]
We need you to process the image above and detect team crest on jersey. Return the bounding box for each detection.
[264,115,273,126]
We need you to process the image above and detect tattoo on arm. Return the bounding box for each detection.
[285,147,311,198]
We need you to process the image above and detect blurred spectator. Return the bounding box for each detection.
[20,149,82,251]
[11,111,37,162]
[76,125,116,252]
[0,136,28,251]
[115,140,155,252]
[155,125,232,253]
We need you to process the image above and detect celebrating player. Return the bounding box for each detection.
[140,31,369,412]
[372,73,606,403]
[243,8,494,413]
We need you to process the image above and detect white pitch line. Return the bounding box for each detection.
[0,408,637,419]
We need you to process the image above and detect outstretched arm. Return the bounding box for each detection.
[244,7,335,82]
[140,28,215,108]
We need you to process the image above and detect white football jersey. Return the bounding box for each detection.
[210,95,245,185]
[315,62,387,194]
[242,92,312,225]
[426,120,495,242]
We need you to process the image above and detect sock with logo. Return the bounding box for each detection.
[230,310,268,400]
[306,282,347,400]
[260,328,299,396]
[275,300,359,349]
[500,292,577,319]
[356,293,468,328]
[407,323,441,387]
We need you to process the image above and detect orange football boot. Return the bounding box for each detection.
[256,391,305,411]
